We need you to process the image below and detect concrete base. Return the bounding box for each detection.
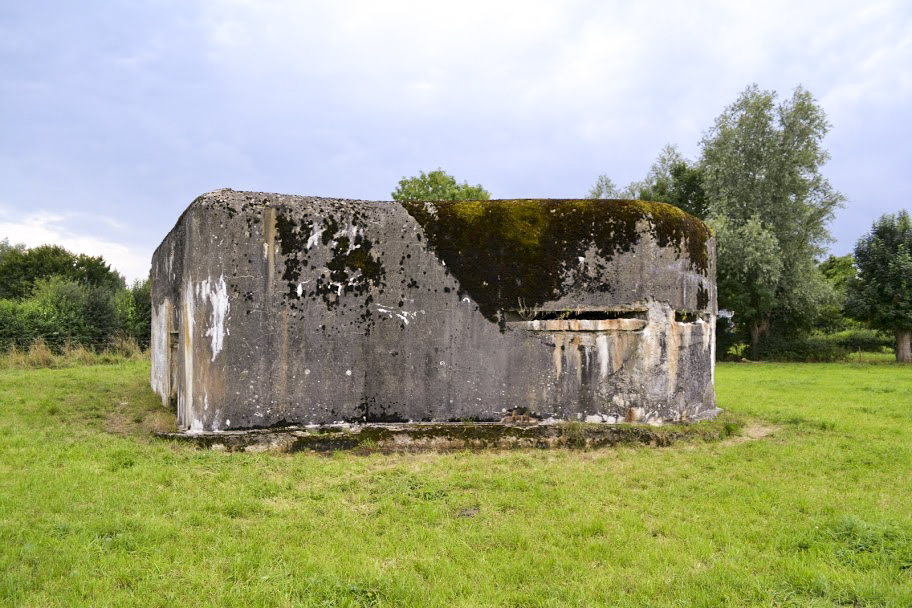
[157,414,726,453]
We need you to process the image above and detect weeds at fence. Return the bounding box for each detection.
[0,337,148,369]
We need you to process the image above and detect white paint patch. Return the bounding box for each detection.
[346,370,352,376]
[375,304,423,325]
[297,282,304,297]
[344,223,362,250]
[306,225,325,249]
[197,274,230,362]
[150,300,170,401]
[183,278,195,430]
[596,334,609,379]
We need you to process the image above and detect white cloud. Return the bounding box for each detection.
[0,210,151,283]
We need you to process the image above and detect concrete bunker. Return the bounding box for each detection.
[151,189,718,432]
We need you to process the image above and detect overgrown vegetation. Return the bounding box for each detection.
[0,337,147,370]
[1,361,910,606]
[391,168,490,202]
[0,240,150,352]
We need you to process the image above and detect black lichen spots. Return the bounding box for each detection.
[350,397,408,423]
[274,207,387,313]
[274,209,311,300]
[315,231,386,310]
[402,199,711,325]
[321,215,339,246]
[697,285,709,310]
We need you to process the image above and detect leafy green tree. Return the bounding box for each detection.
[630,145,709,219]
[0,238,27,265]
[586,175,624,199]
[819,254,856,293]
[711,215,782,350]
[392,169,490,202]
[115,279,152,347]
[701,84,844,356]
[0,244,124,300]
[588,145,708,218]
[815,254,858,333]
[846,211,912,362]
[29,276,121,348]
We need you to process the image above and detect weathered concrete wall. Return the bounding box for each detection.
[151,189,717,432]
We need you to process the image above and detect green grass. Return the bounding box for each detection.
[1,361,911,606]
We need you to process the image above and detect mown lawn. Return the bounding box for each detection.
[1,361,910,607]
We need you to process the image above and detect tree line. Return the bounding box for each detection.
[0,240,151,352]
[393,85,912,363]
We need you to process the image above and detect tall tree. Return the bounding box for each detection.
[392,169,490,202]
[846,211,912,362]
[701,84,844,355]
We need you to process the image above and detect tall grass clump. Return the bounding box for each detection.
[0,336,147,369]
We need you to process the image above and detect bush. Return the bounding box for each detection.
[0,275,156,353]
[831,328,894,352]
[754,333,849,362]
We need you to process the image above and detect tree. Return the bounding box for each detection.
[587,145,708,218]
[0,244,124,300]
[819,254,856,293]
[0,238,26,265]
[630,145,709,219]
[586,175,624,199]
[816,254,858,333]
[392,169,490,202]
[701,84,844,356]
[115,278,152,347]
[712,215,782,349]
[846,211,912,362]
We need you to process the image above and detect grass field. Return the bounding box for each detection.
[1,361,911,607]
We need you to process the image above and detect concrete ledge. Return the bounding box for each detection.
[157,416,729,453]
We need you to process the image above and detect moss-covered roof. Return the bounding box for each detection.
[402,198,710,323]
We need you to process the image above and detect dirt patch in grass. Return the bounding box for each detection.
[105,400,176,437]
[722,422,779,445]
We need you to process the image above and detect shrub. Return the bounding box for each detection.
[831,328,893,352]
[754,333,848,362]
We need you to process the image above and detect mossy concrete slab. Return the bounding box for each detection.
[157,418,733,453]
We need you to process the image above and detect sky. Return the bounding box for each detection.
[2,0,911,283]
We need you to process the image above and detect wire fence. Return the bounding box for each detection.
[0,333,150,353]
